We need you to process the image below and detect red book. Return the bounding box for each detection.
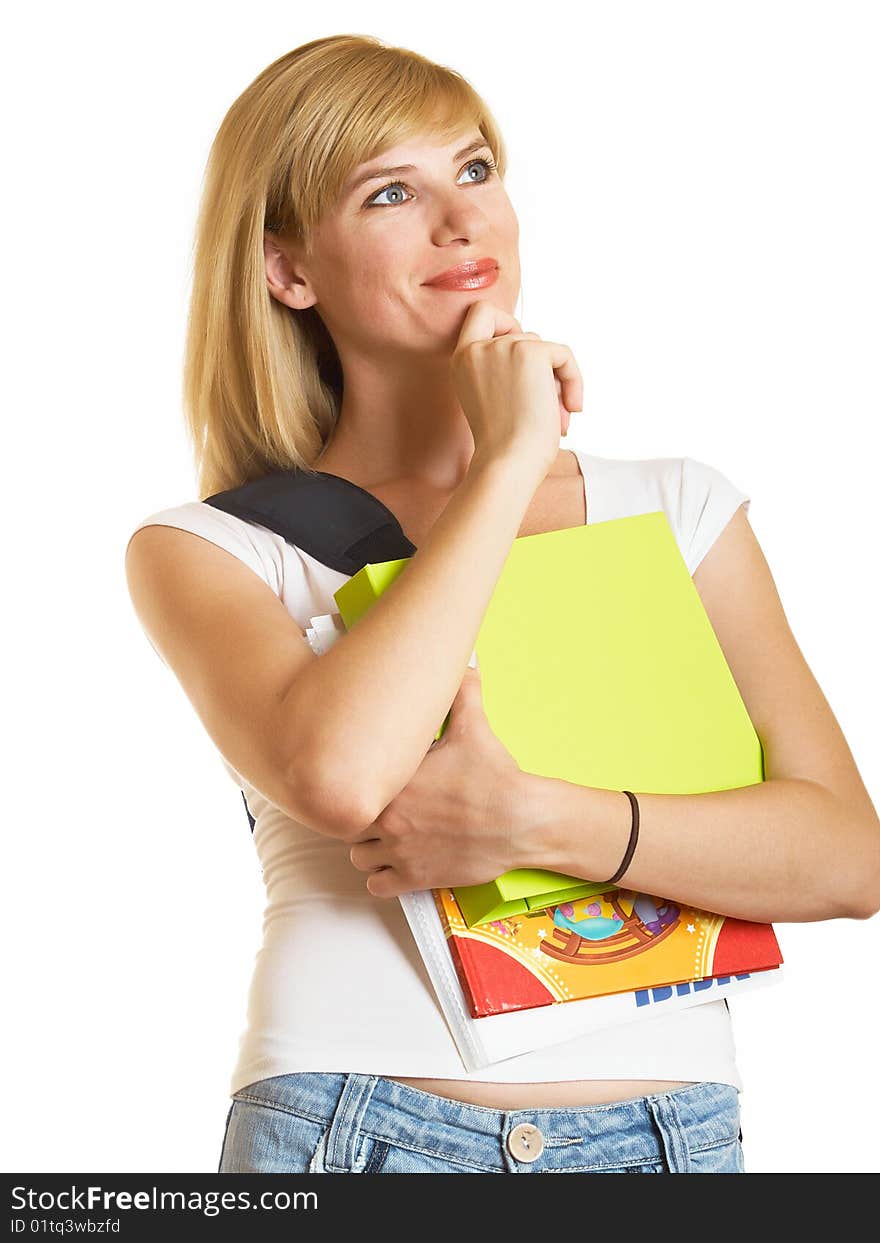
[434,885,783,1019]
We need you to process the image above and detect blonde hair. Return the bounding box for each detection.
[182,34,509,499]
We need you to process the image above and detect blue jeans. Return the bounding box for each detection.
[217,1073,745,1174]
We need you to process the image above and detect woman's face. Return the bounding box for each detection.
[270,128,521,357]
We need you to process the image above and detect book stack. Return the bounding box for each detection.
[305,510,783,1071]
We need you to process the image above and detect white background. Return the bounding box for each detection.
[3,0,877,1174]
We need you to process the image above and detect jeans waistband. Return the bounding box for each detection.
[232,1073,741,1173]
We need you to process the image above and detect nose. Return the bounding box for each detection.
[429,189,490,246]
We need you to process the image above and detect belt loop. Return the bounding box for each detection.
[321,1073,380,1173]
[645,1091,693,1173]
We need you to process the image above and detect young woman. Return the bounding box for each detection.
[125,35,880,1174]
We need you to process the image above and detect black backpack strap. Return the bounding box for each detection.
[203,468,417,834]
[203,468,416,574]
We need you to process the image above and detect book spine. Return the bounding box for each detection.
[444,933,484,1021]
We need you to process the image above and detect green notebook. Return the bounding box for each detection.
[334,511,763,928]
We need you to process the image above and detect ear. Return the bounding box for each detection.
[264,231,318,310]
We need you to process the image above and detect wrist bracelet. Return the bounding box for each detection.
[605,790,640,885]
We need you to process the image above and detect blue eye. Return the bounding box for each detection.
[365,156,498,208]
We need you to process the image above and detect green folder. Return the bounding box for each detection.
[334,511,763,928]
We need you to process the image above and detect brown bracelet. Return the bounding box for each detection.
[605,790,640,885]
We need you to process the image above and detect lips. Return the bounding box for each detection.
[424,258,499,288]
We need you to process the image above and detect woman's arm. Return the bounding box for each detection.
[282,303,581,837]
[286,451,543,831]
[512,506,880,923]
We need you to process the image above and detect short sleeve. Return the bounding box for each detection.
[126,501,280,594]
[679,456,751,575]
[126,502,285,672]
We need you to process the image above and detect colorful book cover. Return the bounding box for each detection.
[434,884,783,1019]
[399,887,783,1072]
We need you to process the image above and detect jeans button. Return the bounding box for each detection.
[506,1122,545,1163]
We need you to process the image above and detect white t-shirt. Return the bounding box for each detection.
[130,450,751,1095]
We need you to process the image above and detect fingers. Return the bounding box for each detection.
[457,311,582,412]
[454,300,524,349]
[366,869,397,899]
[540,340,584,413]
[555,376,571,435]
[496,334,583,413]
[349,838,385,871]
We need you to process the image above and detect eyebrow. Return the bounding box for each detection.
[345,138,491,197]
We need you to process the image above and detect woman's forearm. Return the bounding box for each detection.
[512,772,880,923]
[286,453,539,831]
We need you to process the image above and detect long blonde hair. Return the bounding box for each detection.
[183,34,509,499]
